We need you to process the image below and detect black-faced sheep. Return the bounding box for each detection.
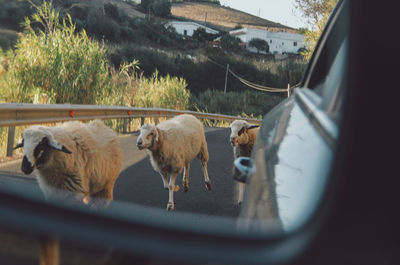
[15,119,123,206]
[229,120,259,205]
[136,114,211,211]
[14,119,123,265]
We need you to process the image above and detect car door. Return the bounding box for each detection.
[237,0,348,234]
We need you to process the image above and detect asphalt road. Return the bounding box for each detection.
[114,127,240,217]
[0,127,242,264]
[0,127,241,217]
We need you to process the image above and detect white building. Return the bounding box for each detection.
[166,21,219,37]
[230,28,306,54]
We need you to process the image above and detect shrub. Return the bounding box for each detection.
[0,1,112,104]
[134,70,190,109]
[248,38,269,54]
[190,89,284,117]
[219,34,242,53]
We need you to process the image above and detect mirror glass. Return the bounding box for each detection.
[0,1,345,254]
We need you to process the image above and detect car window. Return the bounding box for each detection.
[0,0,345,264]
[304,1,348,96]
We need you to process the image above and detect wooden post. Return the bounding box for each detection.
[140,117,145,127]
[6,126,15,157]
[287,83,291,98]
[224,64,229,94]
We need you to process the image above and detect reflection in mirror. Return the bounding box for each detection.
[0,0,345,263]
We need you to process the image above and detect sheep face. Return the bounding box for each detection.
[229,120,259,147]
[14,126,72,175]
[137,124,158,150]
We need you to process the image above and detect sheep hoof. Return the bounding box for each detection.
[205,181,212,191]
[174,185,180,192]
[183,184,189,192]
[237,201,242,206]
[167,203,174,211]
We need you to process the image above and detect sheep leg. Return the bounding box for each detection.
[160,170,169,190]
[167,173,179,211]
[90,186,114,209]
[237,182,245,205]
[39,236,59,265]
[201,161,212,191]
[182,163,190,192]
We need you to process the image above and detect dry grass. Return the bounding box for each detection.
[171,2,298,32]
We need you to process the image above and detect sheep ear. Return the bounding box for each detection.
[48,137,72,154]
[14,134,24,149]
[247,125,259,130]
[14,141,24,150]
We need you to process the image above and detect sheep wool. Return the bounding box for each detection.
[17,119,123,206]
[229,120,260,205]
[137,114,211,211]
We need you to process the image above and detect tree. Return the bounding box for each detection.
[141,0,171,18]
[219,34,242,53]
[294,0,338,60]
[192,27,216,43]
[152,0,171,18]
[248,38,269,54]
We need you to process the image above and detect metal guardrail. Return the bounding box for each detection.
[0,103,261,126]
[0,103,262,157]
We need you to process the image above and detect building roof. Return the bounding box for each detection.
[168,20,219,34]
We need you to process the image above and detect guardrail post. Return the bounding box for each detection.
[6,126,15,157]
[140,117,144,127]
[154,117,159,125]
[123,118,128,134]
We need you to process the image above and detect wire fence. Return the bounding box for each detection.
[204,56,299,95]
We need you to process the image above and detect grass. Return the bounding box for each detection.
[171,2,297,32]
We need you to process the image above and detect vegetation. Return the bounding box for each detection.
[170,1,294,32]
[141,0,172,18]
[248,38,270,54]
[0,2,111,104]
[191,89,282,118]
[294,0,338,59]
[134,70,190,109]
[108,43,306,94]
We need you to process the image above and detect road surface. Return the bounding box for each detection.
[0,127,243,264]
[0,127,241,217]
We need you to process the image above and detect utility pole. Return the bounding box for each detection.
[224,64,229,94]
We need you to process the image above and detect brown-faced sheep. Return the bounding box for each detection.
[136,114,211,211]
[229,120,260,205]
[14,119,123,265]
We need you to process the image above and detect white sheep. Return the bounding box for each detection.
[14,119,123,265]
[136,114,211,211]
[14,119,123,207]
[229,120,260,205]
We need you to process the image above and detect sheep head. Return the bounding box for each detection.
[14,126,71,175]
[137,124,159,150]
[229,120,259,147]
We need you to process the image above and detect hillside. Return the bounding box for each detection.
[78,0,145,19]
[171,2,298,33]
